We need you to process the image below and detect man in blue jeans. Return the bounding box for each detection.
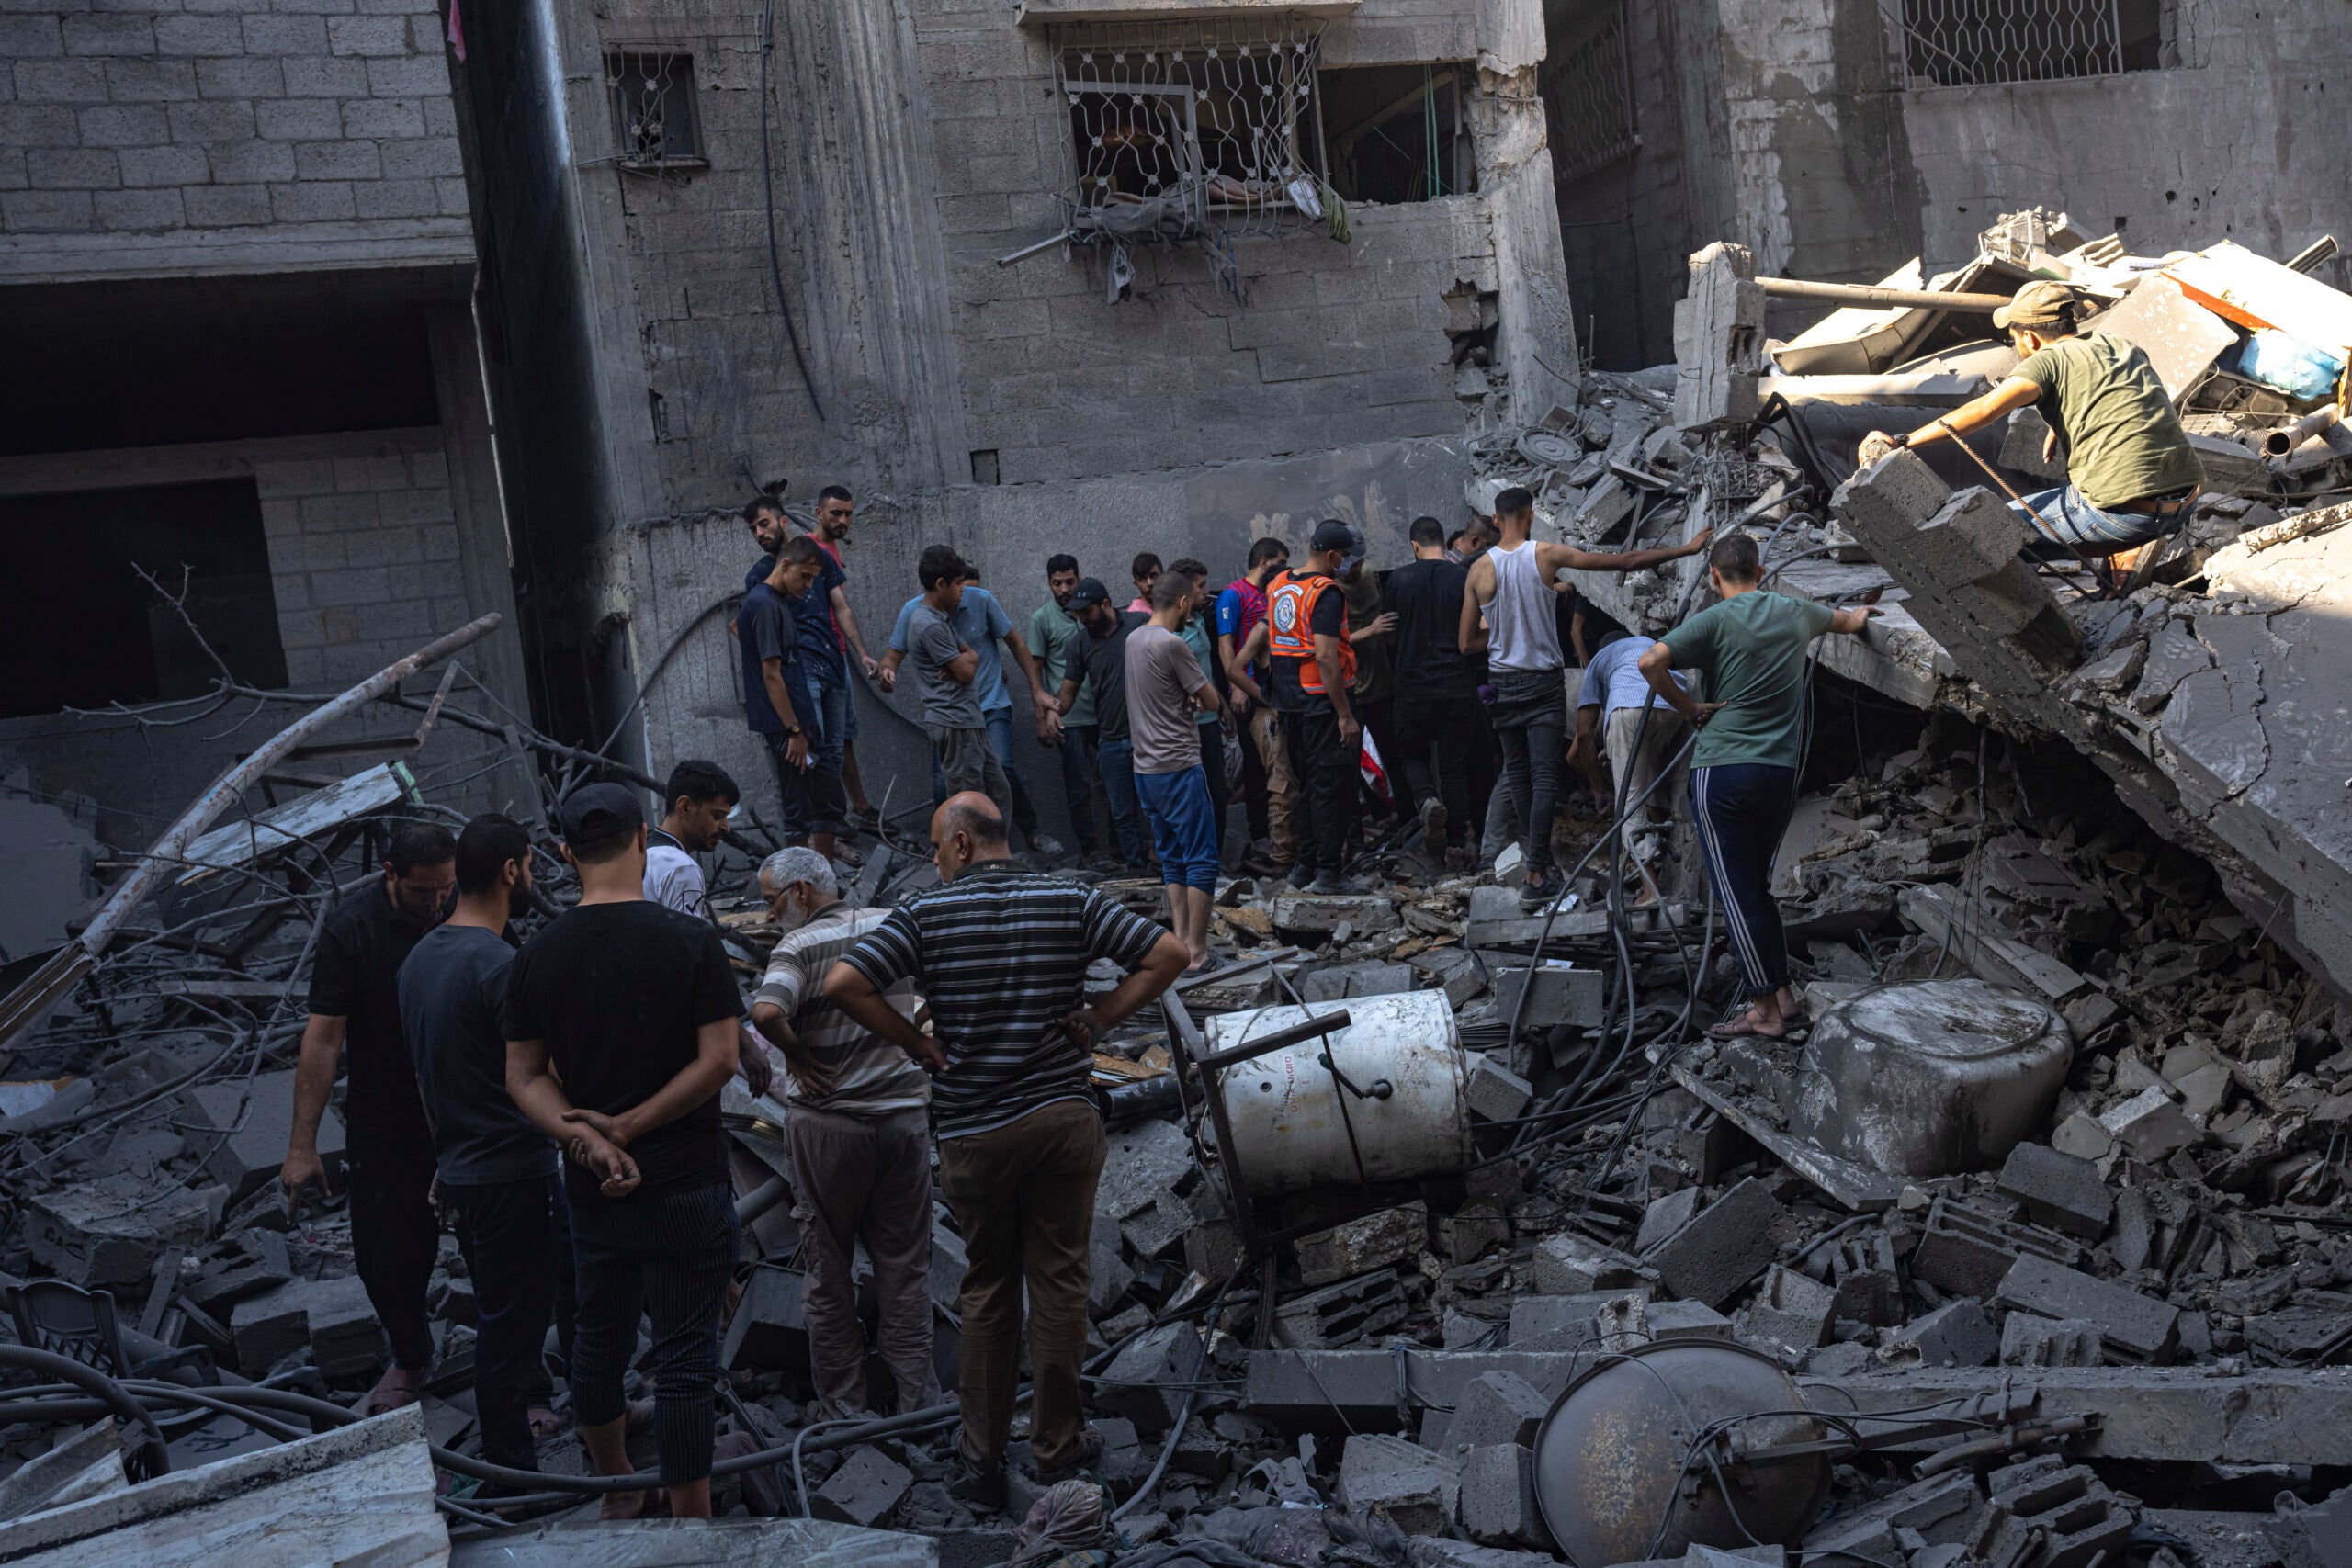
[1638,534,1878,1041]
[1861,280,2202,573]
[884,568,1064,858]
[1126,570,1227,969]
[1054,579,1151,874]
[503,784,743,1518]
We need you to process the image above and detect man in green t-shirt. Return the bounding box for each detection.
[1861,280,2201,568]
[1027,555,1098,858]
[1638,534,1879,1040]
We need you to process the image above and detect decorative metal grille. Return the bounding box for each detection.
[1053,17,1327,246]
[1898,0,2158,87]
[1548,6,1637,183]
[605,51,701,164]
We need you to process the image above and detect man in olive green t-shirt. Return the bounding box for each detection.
[1028,556,1099,857]
[1862,279,2201,565]
[1638,534,1879,1040]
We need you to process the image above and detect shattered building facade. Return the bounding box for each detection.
[1542,0,2352,367]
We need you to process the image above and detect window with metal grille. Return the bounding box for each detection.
[1898,0,2167,88]
[1547,5,1637,184]
[605,51,702,165]
[1054,17,1327,244]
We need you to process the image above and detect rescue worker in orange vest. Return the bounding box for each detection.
[1235,519,1365,894]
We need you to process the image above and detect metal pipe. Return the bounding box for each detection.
[1193,1008,1353,1070]
[734,1173,790,1225]
[2265,403,2341,458]
[2287,236,2339,276]
[1758,277,2014,313]
[78,613,504,958]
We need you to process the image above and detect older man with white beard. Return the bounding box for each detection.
[745,847,939,1419]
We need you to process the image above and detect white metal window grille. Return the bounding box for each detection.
[605,51,701,164]
[1547,6,1637,184]
[1898,0,2165,88]
[1053,17,1327,248]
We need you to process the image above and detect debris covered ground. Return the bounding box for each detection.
[5,212,2352,1568]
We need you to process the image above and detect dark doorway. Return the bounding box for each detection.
[0,479,288,719]
[1317,63,1472,205]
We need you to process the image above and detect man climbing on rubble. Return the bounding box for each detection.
[280,820,456,1415]
[1056,578,1153,875]
[747,846,938,1422]
[1461,487,1712,911]
[1862,280,2202,573]
[1127,569,1229,971]
[1217,536,1295,874]
[397,813,572,1479]
[825,793,1187,1506]
[503,784,744,1519]
[643,759,738,919]
[1570,630,1693,883]
[1637,534,1880,1040]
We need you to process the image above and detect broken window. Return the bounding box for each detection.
[1546,5,1638,183]
[1317,64,1472,206]
[1054,17,1328,248]
[1899,0,2170,87]
[0,479,288,720]
[605,50,702,165]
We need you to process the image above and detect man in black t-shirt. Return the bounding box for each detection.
[1052,579,1150,873]
[1385,515,1480,861]
[282,820,455,1414]
[503,784,744,1520]
[398,813,571,1477]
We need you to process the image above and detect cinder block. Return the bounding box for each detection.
[166,98,256,141]
[1634,1187,1702,1254]
[341,96,424,139]
[195,58,287,99]
[154,16,243,56]
[1996,1143,2112,1240]
[1507,1291,1645,1351]
[95,186,183,230]
[811,1447,912,1528]
[2098,1085,2199,1160]
[1644,1177,1783,1308]
[1910,1196,2078,1299]
[1735,1265,1836,1356]
[284,57,370,96]
[1098,1323,1201,1436]
[1442,1371,1550,1452]
[15,59,107,105]
[1831,447,1951,558]
[241,15,329,54]
[1296,1202,1426,1287]
[1645,1300,1734,1341]
[364,54,447,97]
[1458,1444,1546,1549]
[119,143,210,186]
[1999,1313,2104,1367]
[1528,1232,1655,1295]
[1996,1254,2179,1364]
[207,140,296,184]
[270,179,356,221]
[104,58,197,103]
[76,105,167,148]
[1464,1054,1532,1124]
[1885,1300,1996,1367]
[1340,1434,1459,1534]
[186,182,272,226]
[379,133,459,178]
[28,1178,217,1287]
[1980,1460,2133,1568]
[1911,490,2030,591]
[62,14,155,56]
[181,1070,344,1203]
[256,97,343,141]
[29,147,121,190]
[326,15,410,54]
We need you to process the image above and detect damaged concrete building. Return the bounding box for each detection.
[447,0,1580,805]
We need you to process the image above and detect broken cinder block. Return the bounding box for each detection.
[27,1176,219,1290]
[1997,1254,2179,1364]
[1884,1300,1996,1367]
[1996,1142,2114,1240]
[2000,1313,2105,1368]
[1642,1177,1784,1308]
[1339,1434,1460,1535]
[1457,1444,1547,1550]
[1442,1370,1550,1453]
[1297,1202,1427,1287]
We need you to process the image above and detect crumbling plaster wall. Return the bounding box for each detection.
[1548,0,2352,369]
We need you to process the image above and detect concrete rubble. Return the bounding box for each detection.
[6,210,2352,1568]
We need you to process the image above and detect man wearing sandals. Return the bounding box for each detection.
[1637,534,1879,1041]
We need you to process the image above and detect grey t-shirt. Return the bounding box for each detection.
[908,601,983,728]
[1125,623,1209,775]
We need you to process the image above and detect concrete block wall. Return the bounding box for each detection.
[0,0,466,242]
[253,430,473,689]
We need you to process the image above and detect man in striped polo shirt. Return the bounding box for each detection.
[747,846,939,1422]
[826,793,1187,1502]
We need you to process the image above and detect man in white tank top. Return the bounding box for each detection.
[1460,487,1710,909]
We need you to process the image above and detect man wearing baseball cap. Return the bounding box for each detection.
[1863,279,2201,570]
[501,783,745,1518]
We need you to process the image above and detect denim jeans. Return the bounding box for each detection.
[1096,736,1148,868]
[2009,483,2189,558]
[983,707,1041,838]
[817,681,854,778]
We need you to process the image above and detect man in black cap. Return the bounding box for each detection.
[398,813,571,1478]
[1053,577,1150,874]
[1863,279,2202,569]
[502,784,744,1519]
[281,820,457,1414]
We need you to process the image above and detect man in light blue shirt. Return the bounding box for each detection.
[882,570,1062,856]
[1571,633,1691,829]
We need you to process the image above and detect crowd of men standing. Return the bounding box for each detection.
[271,475,1886,1516]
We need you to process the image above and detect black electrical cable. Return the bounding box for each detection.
[0,1348,170,1481]
[756,0,825,422]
